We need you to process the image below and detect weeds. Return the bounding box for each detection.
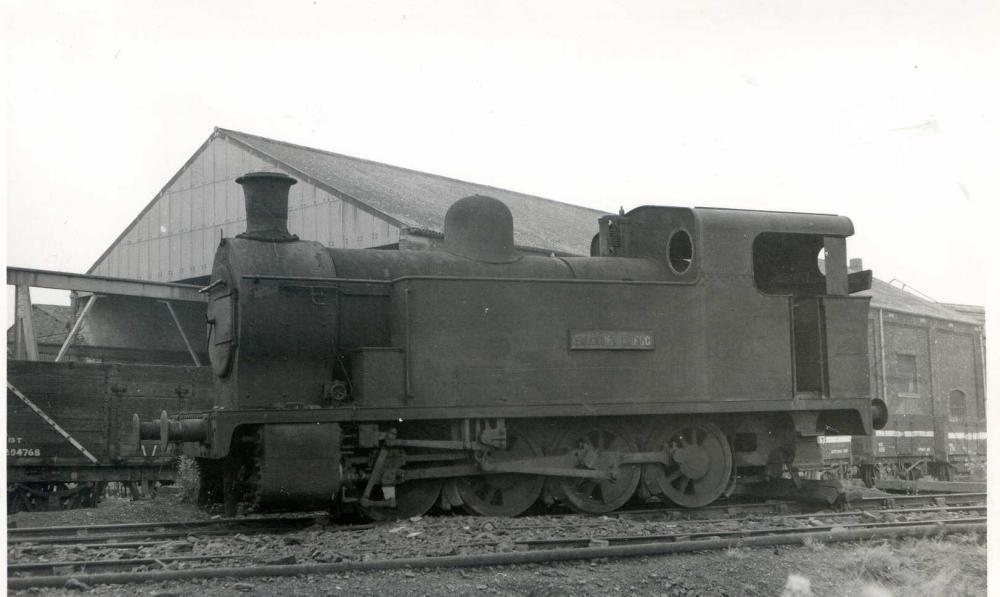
[724,545,751,560]
[801,534,826,551]
[843,544,904,584]
[177,456,200,503]
[833,536,986,597]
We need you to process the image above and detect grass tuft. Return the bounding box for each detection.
[801,534,827,551]
[724,545,751,560]
[846,544,904,584]
[177,456,200,503]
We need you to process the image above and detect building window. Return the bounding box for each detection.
[949,389,967,417]
[895,353,918,395]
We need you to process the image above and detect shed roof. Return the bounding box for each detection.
[5,304,88,347]
[857,277,982,326]
[218,128,606,255]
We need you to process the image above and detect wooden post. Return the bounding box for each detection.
[13,284,39,361]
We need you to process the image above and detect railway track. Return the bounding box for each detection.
[8,494,987,590]
[8,516,985,590]
[7,514,372,546]
[11,490,983,546]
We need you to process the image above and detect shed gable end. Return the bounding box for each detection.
[90,137,400,282]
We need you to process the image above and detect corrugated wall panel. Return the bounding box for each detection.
[191,184,203,230]
[204,228,216,274]
[149,237,159,280]
[117,246,126,277]
[189,150,205,188]
[158,237,169,281]
[158,197,169,236]
[180,232,192,279]
[214,180,228,224]
[316,200,331,247]
[180,188,192,233]
[288,200,303,237]
[191,228,203,277]
[139,242,149,279]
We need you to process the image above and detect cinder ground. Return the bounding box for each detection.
[8,494,986,597]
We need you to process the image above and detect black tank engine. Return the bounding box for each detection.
[141,171,886,517]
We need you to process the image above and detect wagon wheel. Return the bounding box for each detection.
[645,419,732,508]
[62,484,84,509]
[556,426,642,514]
[196,457,225,506]
[932,462,952,482]
[20,484,46,511]
[359,426,443,522]
[77,483,97,508]
[860,464,877,488]
[8,486,28,514]
[454,431,544,517]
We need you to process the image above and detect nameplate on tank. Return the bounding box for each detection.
[569,330,655,350]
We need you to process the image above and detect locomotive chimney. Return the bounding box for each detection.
[235,172,299,241]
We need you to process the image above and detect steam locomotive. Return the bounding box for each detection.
[140,171,886,518]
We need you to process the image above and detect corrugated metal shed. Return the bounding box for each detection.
[88,128,606,282]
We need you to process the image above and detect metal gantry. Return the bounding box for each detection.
[7,266,207,365]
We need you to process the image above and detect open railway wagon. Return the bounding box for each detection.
[809,415,986,485]
[856,414,986,482]
[7,267,214,513]
[7,361,213,512]
[139,171,888,519]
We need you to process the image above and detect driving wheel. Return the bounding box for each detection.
[645,418,732,508]
[455,431,544,517]
[555,425,642,514]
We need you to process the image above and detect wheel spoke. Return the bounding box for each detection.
[457,431,544,517]
[645,419,733,508]
[679,477,692,495]
[557,425,641,514]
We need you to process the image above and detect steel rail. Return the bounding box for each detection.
[504,516,986,550]
[15,541,173,551]
[7,514,327,536]
[610,499,800,520]
[559,490,986,523]
[8,514,331,539]
[500,503,987,533]
[8,522,984,590]
[8,554,247,577]
[853,492,986,506]
[9,521,371,546]
[11,528,293,546]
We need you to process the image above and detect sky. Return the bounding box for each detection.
[3,0,998,311]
